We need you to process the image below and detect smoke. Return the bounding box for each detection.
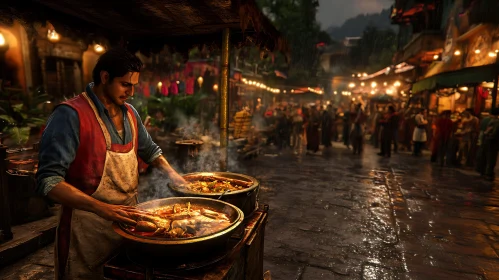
[173,108,244,173]
[138,168,175,202]
[138,108,246,202]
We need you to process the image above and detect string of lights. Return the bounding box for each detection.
[240,78,323,95]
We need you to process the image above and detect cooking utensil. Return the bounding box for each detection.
[168,172,260,217]
[112,197,244,259]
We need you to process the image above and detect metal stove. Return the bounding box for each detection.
[104,205,268,280]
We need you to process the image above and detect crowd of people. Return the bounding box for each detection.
[250,101,499,181]
[371,105,499,181]
[252,102,366,155]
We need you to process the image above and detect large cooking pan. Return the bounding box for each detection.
[168,172,259,216]
[113,197,244,259]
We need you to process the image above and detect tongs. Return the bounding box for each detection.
[218,189,231,200]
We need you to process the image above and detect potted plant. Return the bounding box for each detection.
[0,87,50,147]
[0,87,52,224]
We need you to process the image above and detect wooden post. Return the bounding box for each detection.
[219,28,230,171]
[492,58,499,111]
[492,79,498,111]
[0,144,13,243]
[56,59,63,97]
[41,57,48,93]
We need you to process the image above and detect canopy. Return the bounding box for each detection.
[412,64,499,93]
[1,0,288,56]
[370,94,394,103]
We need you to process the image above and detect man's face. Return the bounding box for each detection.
[101,71,140,106]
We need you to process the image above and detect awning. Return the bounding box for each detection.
[370,94,394,103]
[1,0,289,57]
[412,64,499,93]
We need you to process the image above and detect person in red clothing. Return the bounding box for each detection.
[36,49,187,279]
[378,105,397,158]
[431,110,454,164]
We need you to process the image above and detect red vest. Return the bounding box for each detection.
[59,93,139,194]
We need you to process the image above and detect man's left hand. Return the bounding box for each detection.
[170,172,188,186]
[151,155,188,186]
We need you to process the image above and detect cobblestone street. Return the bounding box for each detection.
[248,144,499,279]
[1,144,499,279]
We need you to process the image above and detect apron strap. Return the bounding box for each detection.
[126,110,137,149]
[81,92,112,150]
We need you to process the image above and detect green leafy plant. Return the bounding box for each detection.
[0,87,50,146]
[147,93,207,131]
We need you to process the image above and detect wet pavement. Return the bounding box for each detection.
[246,144,499,280]
[2,143,499,279]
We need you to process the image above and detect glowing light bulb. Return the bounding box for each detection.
[94,44,105,53]
[0,32,5,46]
[47,29,60,42]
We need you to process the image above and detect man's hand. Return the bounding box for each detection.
[169,172,188,186]
[151,155,188,186]
[47,181,140,226]
[93,203,139,225]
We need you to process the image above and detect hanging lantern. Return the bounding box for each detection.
[47,29,60,43]
[0,32,5,46]
[94,44,105,54]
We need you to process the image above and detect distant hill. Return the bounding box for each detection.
[327,9,396,40]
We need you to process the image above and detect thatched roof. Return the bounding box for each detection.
[0,0,288,58]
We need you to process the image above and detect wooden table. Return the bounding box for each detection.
[104,206,268,280]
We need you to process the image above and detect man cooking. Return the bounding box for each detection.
[35,48,187,279]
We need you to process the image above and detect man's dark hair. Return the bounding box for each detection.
[92,48,143,85]
[388,105,395,113]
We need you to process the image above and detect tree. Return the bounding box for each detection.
[254,0,331,86]
[349,26,397,73]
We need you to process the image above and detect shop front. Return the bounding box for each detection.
[412,64,499,116]
[410,0,499,117]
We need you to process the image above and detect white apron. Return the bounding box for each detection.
[56,93,139,280]
[413,114,427,142]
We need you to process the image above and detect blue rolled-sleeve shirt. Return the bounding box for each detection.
[35,83,162,196]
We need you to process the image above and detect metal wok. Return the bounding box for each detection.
[168,172,260,217]
[112,197,244,259]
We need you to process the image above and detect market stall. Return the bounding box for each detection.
[0,1,287,275]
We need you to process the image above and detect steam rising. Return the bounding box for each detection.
[138,108,246,202]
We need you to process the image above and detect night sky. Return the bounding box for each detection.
[317,0,392,28]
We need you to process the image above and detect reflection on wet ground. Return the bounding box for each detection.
[240,144,499,279]
[1,144,499,279]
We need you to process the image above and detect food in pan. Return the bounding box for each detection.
[126,202,232,239]
[179,176,251,193]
